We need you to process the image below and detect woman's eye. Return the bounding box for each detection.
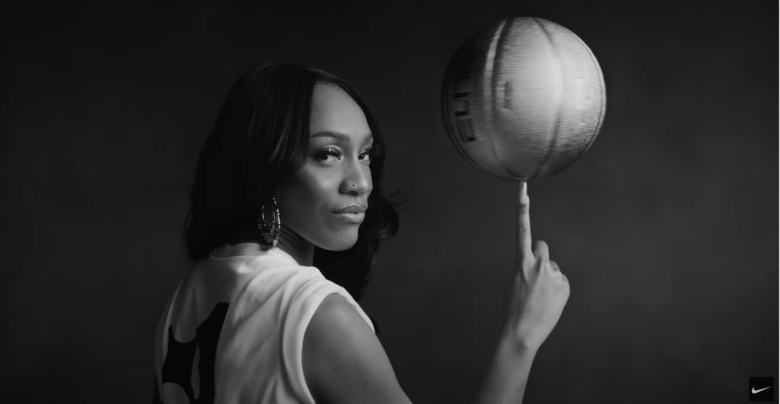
[359,148,373,162]
[312,147,342,162]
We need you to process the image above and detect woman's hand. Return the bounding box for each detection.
[503,181,570,352]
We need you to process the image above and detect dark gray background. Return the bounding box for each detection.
[1,1,776,403]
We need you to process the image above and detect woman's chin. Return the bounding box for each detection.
[318,231,359,251]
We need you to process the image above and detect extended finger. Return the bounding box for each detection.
[534,240,549,263]
[517,181,533,264]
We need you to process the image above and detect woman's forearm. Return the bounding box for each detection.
[474,337,538,404]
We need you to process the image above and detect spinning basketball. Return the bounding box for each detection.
[441,17,606,180]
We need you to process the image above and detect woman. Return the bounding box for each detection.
[153,62,570,404]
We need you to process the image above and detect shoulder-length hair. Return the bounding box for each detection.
[184,63,398,300]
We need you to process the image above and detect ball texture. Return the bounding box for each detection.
[441,17,606,181]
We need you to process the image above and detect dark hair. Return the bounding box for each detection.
[184,63,398,300]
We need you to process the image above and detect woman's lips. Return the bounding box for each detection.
[334,205,367,214]
[333,211,365,224]
[332,205,367,224]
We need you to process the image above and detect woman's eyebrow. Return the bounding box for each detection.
[310,131,373,144]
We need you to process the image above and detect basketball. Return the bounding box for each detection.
[441,17,606,181]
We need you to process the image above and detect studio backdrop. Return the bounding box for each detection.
[0,1,776,403]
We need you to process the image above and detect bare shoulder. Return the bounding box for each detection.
[309,293,369,335]
[303,293,412,404]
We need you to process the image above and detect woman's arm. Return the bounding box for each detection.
[303,293,412,404]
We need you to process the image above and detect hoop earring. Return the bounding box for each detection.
[257,196,280,251]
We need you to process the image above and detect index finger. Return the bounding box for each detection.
[517,181,533,265]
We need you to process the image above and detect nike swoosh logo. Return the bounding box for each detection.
[752,386,770,394]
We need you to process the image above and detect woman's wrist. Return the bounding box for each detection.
[497,332,539,361]
[498,325,541,357]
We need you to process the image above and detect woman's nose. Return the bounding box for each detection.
[340,160,372,196]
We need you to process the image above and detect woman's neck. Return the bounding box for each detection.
[277,226,314,266]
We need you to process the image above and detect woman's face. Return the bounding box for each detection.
[276,82,374,251]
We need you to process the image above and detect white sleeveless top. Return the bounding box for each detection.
[152,244,374,404]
